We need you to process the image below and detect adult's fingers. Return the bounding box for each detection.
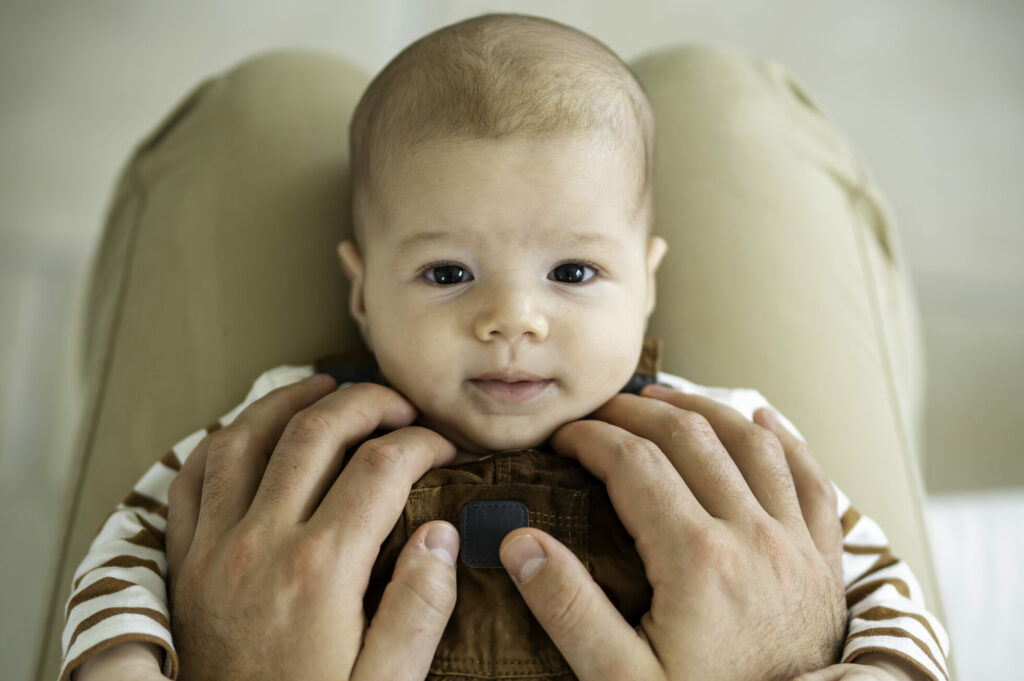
[313,426,457,580]
[351,521,460,681]
[549,418,703,576]
[754,407,843,582]
[636,386,804,527]
[588,392,758,521]
[250,382,418,527]
[499,529,661,681]
[166,433,211,589]
[191,373,339,546]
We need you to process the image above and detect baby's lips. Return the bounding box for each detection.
[468,377,555,402]
[472,369,548,382]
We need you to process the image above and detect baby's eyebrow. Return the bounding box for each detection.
[562,231,621,249]
[394,229,622,255]
[395,230,458,255]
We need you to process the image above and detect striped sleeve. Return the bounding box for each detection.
[837,488,951,680]
[58,364,316,681]
[655,374,951,680]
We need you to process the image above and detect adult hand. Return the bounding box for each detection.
[165,375,461,681]
[499,384,847,681]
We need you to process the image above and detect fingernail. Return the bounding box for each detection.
[302,373,333,385]
[760,407,779,427]
[425,523,459,567]
[641,383,671,396]
[501,534,546,584]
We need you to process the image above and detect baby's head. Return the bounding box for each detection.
[337,13,666,455]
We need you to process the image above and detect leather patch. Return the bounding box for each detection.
[460,500,529,568]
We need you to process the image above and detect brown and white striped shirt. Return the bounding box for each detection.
[59,365,951,681]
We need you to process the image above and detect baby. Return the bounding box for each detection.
[335,13,662,461]
[61,12,948,681]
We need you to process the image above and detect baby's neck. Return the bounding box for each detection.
[451,441,555,465]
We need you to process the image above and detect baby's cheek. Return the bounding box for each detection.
[596,341,643,383]
[579,375,625,412]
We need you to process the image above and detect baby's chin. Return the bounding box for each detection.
[414,414,561,461]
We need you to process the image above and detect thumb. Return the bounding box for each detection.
[499,529,659,681]
[352,521,459,681]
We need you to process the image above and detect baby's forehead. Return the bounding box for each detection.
[355,131,650,249]
[376,134,637,199]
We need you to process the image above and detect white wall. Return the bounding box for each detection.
[2,1,1021,679]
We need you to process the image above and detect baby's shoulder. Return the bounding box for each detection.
[218,363,317,424]
[655,371,805,442]
[249,363,318,395]
[656,371,768,414]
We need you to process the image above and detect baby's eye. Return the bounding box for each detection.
[423,264,474,285]
[548,262,596,284]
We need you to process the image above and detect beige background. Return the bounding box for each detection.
[1,1,1021,679]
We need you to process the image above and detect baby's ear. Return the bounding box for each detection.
[644,236,668,316]
[337,241,373,349]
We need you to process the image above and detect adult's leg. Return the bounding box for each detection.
[36,50,369,681]
[632,44,938,614]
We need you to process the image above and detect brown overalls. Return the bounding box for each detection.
[314,341,662,681]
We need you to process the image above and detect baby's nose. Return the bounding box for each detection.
[473,286,549,343]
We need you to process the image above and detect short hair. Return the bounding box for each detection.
[349,12,655,241]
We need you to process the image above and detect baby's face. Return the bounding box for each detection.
[339,136,665,456]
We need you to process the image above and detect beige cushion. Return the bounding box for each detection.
[37,44,942,681]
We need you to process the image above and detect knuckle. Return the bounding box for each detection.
[394,567,456,621]
[353,437,406,474]
[689,523,731,566]
[806,465,834,499]
[665,410,714,441]
[542,579,590,637]
[284,535,331,582]
[817,478,838,508]
[796,462,836,507]
[616,437,664,468]
[746,428,785,459]
[285,408,334,445]
[205,428,246,462]
[332,387,381,433]
[223,525,265,585]
[751,517,787,567]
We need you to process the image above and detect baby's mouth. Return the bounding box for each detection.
[469,370,554,402]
